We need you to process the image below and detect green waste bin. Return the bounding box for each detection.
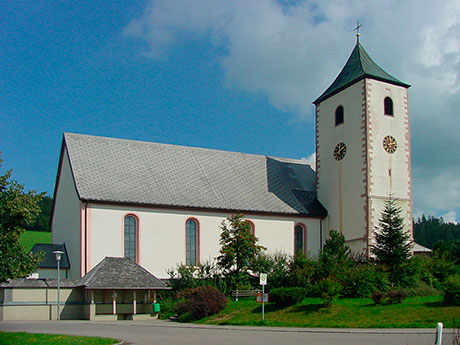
[153,303,161,312]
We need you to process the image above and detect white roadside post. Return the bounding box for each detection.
[260,273,267,322]
[435,322,443,345]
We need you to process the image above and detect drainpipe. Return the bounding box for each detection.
[84,202,88,275]
[320,218,323,249]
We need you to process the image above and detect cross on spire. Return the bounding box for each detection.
[354,20,362,42]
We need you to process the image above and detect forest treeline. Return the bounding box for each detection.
[26,196,460,249]
[413,215,460,249]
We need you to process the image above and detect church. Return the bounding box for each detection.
[51,39,413,279]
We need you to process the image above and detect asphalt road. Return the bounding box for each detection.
[0,320,454,345]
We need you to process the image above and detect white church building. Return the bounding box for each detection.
[51,40,413,279]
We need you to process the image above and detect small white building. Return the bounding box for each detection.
[51,40,414,279]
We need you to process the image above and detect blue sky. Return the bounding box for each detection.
[1,1,459,223]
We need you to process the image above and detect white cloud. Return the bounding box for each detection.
[124,0,460,217]
[301,152,316,170]
[441,210,458,224]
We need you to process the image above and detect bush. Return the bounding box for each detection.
[339,265,389,298]
[287,252,318,288]
[371,290,406,305]
[318,230,352,278]
[371,291,385,305]
[270,287,306,306]
[250,251,290,289]
[443,274,460,306]
[176,285,227,321]
[387,290,407,304]
[388,260,419,288]
[315,278,342,307]
[429,256,460,284]
[402,281,440,297]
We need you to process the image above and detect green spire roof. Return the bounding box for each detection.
[314,42,410,104]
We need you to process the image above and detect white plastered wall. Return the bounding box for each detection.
[316,80,367,251]
[87,204,322,279]
[366,79,412,244]
[51,148,82,279]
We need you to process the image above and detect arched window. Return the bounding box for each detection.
[124,215,137,262]
[384,97,393,116]
[335,106,344,126]
[246,220,255,236]
[186,219,198,266]
[294,224,305,254]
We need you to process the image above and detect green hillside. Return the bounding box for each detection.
[19,231,52,251]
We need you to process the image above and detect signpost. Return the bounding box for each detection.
[259,273,267,321]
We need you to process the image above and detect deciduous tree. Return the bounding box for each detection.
[217,214,265,286]
[0,156,44,282]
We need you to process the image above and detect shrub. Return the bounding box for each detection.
[270,287,306,306]
[339,265,389,298]
[443,274,460,306]
[371,291,385,305]
[402,281,440,297]
[388,260,419,288]
[250,251,290,289]
[429,256,460,284]
[387,290,407,304]
[315,277,342,307]
[318,230,352,278]
[176,285,227,321]
[371,290,406,305]
[287,252,317,288]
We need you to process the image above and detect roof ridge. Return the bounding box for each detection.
[64,132,312,165]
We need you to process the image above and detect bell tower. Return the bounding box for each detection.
[314,37,412,254]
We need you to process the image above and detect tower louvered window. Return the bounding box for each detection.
[384,97,394,116]
[335,106,344,126]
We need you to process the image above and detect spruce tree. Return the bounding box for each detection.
[371,197,412,269]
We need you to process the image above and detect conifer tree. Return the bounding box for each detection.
[371,197,412,269]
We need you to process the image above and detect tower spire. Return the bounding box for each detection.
[354,20,362,42]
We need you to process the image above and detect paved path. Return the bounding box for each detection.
[0,320,453,345]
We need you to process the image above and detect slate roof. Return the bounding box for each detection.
[314,41,410,104]
[62,133,327,217]
[77,257,170,290]
[0,278,79,288]
[413,242,432,253]
[30,243,70,269]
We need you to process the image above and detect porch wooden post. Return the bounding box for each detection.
[112,290,116,315]
[153,290,157,303]
[89,290,96,320]
[133,290,137,315]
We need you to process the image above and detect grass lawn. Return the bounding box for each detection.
[0,332,119,345]
[19,230,52,251]
[200,296,460,328]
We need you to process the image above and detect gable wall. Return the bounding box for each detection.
[51,148,82,279]
[87,204,322,278]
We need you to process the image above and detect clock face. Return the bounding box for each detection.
[333,142,347,161]
[383,135,397,154]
